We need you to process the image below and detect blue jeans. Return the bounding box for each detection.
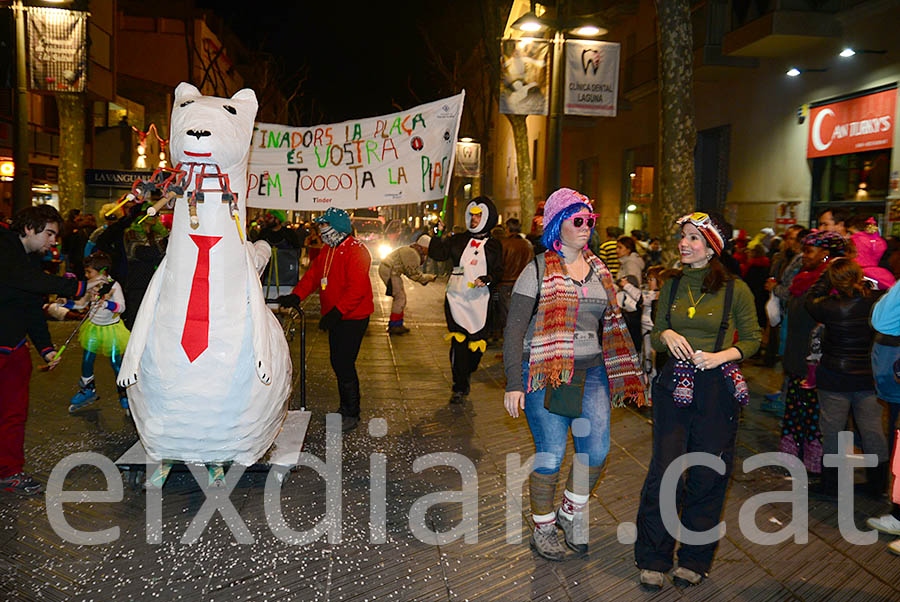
[523,362,611,474]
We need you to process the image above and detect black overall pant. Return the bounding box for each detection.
[634,363,739,575]
[328,317,369,418]
[449,338,483,395]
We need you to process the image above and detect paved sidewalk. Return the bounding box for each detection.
[1,269,899,601]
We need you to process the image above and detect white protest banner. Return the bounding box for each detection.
[246,92,464,210]
[564,40,620,117]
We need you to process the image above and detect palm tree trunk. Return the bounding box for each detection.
[505,113,535,232]
[655,0,696,257]
[57,93,86,215]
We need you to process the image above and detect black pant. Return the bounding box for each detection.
[634,364,739,574]
[450,338,483,395]
[328,317,369,418]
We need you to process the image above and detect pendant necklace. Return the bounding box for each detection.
[321,247,335,290]
[687,285,706,319]
[570,266,591,296]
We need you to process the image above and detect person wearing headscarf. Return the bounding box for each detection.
[778,231,847,477]
[503,188,645,561]
[277,207,373,432]
[428,197,503,404]
[635,211,760,591]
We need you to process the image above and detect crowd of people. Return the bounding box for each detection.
[2,194,900,589]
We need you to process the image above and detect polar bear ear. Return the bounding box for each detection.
[174,82,201,102]
[231,88,258,109]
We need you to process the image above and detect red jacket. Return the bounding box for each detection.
[292,236,374,320]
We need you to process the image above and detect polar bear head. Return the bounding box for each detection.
[169,83,258,173]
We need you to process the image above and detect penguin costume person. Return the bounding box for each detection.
[428,197,504,404]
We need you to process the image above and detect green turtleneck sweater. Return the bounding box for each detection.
[651,266,761,360]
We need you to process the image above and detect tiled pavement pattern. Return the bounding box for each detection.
[2,269,899,601]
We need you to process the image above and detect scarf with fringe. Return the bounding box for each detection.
[527,249,647,407]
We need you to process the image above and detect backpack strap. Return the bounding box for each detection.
[714,279,735,352]
[530,255,542,319]
[665,276,682,329]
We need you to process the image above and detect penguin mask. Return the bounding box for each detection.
[465,196,499,236]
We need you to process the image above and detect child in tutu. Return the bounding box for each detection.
[63,252,131,415]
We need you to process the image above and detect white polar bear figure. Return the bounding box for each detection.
[118,83,291,466]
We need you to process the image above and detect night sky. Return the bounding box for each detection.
[198,0,484,125]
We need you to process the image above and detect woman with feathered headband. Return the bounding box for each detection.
[634,211,760,590]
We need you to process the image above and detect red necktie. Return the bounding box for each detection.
[181,234,221,362]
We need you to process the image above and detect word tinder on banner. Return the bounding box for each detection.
[247,92,465,210]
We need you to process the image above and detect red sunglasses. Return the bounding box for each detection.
[566,213,598,228]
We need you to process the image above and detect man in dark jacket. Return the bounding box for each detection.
[497,218,533,337]
[0,205,87,495]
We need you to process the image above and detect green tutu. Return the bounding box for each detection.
[79,320,130,357]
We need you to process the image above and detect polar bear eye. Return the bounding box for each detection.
[179,100,194,107]
[223,105,237,115]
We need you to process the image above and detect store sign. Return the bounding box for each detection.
[85,169,152,188]
[807,88,896,158]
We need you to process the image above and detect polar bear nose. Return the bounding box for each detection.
[186,129,211,140]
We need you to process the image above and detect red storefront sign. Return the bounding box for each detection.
[807,88,896,158]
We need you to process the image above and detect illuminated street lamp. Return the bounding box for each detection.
[513,3,606,191]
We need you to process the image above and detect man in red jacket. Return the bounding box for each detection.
[278,207,373,432]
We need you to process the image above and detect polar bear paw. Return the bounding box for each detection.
[117,370,138,388]
[256,360,272,385]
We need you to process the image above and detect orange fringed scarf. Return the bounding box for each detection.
[527,250,647,407]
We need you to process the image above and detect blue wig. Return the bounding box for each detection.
[541,203,593,251]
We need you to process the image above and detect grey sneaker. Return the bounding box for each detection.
[866,514,900,535]
[639,569,665,591]
[530,522,568,561]
[556,509,588,554]
[672,566,703,587]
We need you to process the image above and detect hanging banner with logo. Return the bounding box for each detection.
[455,141,481,177]
[807,87,896,158]
[27,7,88,92]
[246,92,464,210]
[500,39,551,115]
[564,40,620,117]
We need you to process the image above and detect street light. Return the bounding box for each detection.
[839,47,886,58]
[513,4,604,192]
[786,67,827,76]
[12,0,31,214]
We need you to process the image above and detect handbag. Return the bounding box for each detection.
[765,291,781,327]
[543,369,587,418]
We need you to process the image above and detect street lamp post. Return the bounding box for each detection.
[13,0,31,214]
[546,31,565,192]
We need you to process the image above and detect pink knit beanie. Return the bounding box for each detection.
[542,188,592,227]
